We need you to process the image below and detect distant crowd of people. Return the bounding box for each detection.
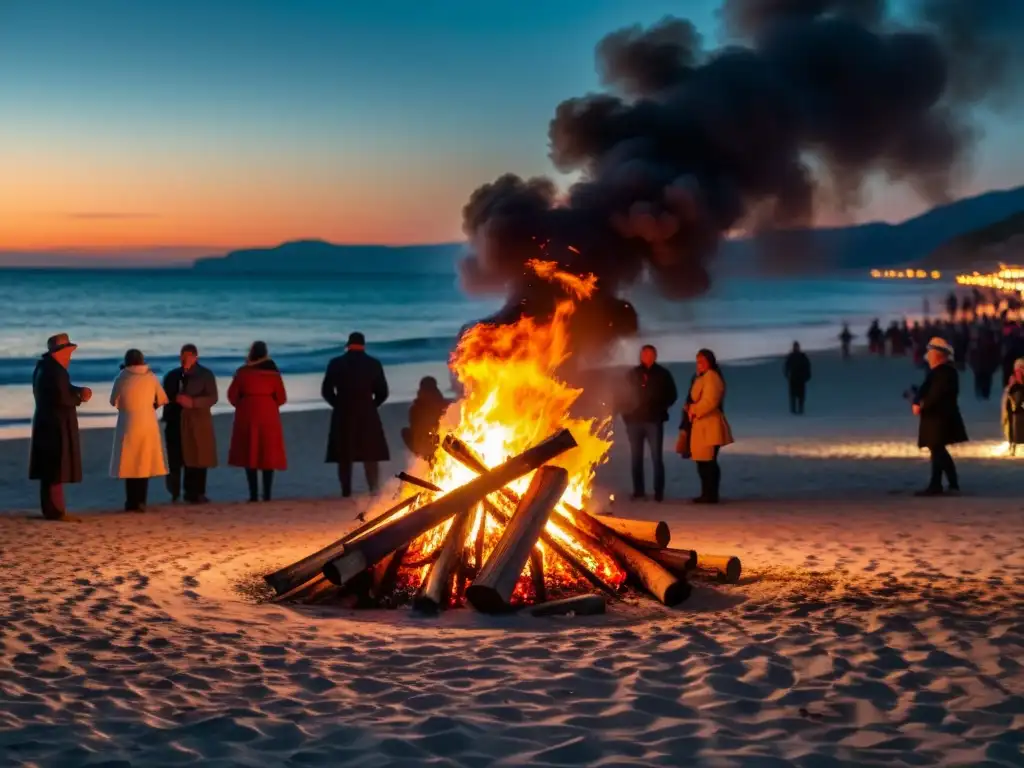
[28,332,449,520]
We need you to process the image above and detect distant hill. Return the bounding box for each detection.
[192,239,463,274]
[715,184,1024,275]
[927,209,1024,269]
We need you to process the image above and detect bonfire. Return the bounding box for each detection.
[265,260,738,615]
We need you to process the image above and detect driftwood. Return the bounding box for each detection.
[466,466,568,613]
[442,437,620,599]
[698,554,742,584]
[413,506,475,614]
[323,429,578,587]
[264,493,420,597]
[530,594,606,617]
[592,514,670,549]
[565,510,690,606]
[643,547,698,576]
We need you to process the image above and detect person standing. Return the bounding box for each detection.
[401,376,450,461]
[322,332,390,497]
[1002,358,1024,456]
[29,333,92,520]
[784,342,812,415]
[685,349,733,504]
[227,341,287,502]
[912,337,968,496]
[109,349,169,512]
[838,323,854,360]
[162,344,219,504]
[621,345,677,502]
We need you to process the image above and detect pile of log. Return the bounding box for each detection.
[263,428,742,615]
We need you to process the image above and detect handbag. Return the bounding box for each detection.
[675,428,691,458]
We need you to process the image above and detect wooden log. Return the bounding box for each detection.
[698,554,742,584]
[529,594,606,617]
[371,546,409,603]
[529,547,546,604]
[466,466,568,613]
[440,438,620,600]
[263,493,420,596]
[323,429,578,587]
[642,547,698,576]
[592,514,670,549]
[566,510,690,607]
[413,504,475,614]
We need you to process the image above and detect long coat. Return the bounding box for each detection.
[621,363,678,424]
[687,369,734,462]
[1002,381,1024,444]
[162,363,219,469]
[322,350,390,463]
[109,365,169,479]
[28,355,85,484]
[227,359,288,470]
[915,363,969,448]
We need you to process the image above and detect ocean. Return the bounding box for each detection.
[0,268,943,436]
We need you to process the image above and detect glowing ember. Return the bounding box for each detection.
[398,257,626,605]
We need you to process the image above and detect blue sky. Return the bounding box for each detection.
[0,0,1020,254]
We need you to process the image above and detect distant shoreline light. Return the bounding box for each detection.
[869,269,941,280]
[955,264,1024,297]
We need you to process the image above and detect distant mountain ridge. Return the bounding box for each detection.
[192,187,1024,277]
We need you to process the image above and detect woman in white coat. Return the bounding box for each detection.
[110,349,169,511]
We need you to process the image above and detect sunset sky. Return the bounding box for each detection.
[1,0,1022,257]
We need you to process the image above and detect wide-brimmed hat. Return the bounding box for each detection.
[46,333,78,353]
[347,332,366,347]
[926,337,954,357]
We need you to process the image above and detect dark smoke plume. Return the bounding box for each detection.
[460,0,1024,357]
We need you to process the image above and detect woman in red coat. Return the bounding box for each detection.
[228,341,287,501]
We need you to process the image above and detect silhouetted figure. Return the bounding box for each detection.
[946,291,958,321]
[322,332,390,497]
[620,345,677,502]
[402,376,449,460]
[684,349,733,504]
[839,323,853,360]
[970,329,1000,400]
[228,341,288,502]
[162,344,219,504]
[867,320,884,356]
[784,342,811,414]
[29,333,92,520]
[1003,359,1024,455]
[912,338,968,496]
[109,349,168,512]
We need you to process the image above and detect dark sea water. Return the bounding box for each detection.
[0,268,945,434]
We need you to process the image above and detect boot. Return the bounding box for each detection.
[692,462,712,504]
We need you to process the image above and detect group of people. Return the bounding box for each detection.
[28,331,452,521]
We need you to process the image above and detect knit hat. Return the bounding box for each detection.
[926,337,954,357]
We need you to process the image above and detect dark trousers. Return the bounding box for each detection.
[788,382,806,414]
[626,422,665,500]
[167,466,208,502]
[338,462,380,498]
[695,447,722,501]
[928,446,959,491]
[974,371,993,400]
[125,478,149,511]
[39,480,66,520]
[245,469,275,501]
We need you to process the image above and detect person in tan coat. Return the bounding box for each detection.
[683,348,733,504]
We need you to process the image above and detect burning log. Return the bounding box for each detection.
[413,506,475,614]
[466,466,569,613]
[323,429,578,587]
[264,493,420,597]
[371,546,409,603]
[592,514,670,549]
[643,547,698,576]
[530,594,606,617]
[565,510,690,607]
[529,548,546,604]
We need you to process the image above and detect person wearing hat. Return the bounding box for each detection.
[1001,357,1024,456]
[109,349,169,511]
[28,333,93,520]
[401,376,450,460]
[321,332,390,496]
[911,337,968,496]
[162,343,219,504]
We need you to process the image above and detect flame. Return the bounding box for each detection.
[400,257,625,604]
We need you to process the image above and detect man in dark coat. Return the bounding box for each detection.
[29,333,93,520]
[784,341,812,415]
[322,332,390,497]
[912,337,968,496]
[162,343,219,504]
[401,376,449,461]
[620,344,677,502]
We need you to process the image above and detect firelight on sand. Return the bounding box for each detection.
[398,258,625,602]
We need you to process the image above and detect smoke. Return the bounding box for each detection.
[459,0,1024,356]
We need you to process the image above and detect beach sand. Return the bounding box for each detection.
[1,352,1022,766]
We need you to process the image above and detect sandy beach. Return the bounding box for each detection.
[1,351,1022,766]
